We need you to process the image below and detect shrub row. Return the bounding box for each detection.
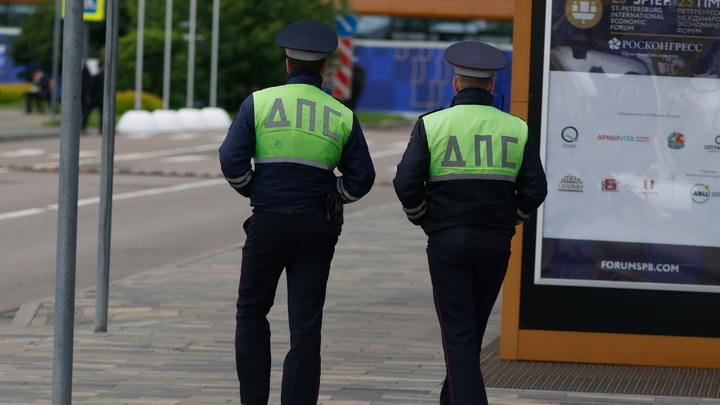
[0,83,32,104]
[0,85,164,116]
[115,90,163,116]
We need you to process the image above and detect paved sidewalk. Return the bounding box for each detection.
[0,109,62,142]
[2,202,719,405]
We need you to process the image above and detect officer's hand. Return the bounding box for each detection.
[516,209,531,225]
[408,215,424,226]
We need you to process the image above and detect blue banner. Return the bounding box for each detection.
[353,40,512,115]
[0,35,23,83]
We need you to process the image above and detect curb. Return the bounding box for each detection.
[9,243,243,327]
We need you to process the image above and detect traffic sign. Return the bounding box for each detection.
[62,0,106,21]
[335,14,357,37]
[83,0,105,21]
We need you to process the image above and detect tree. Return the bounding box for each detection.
[12,0,343,111]
[115,29,188,107]
[10,0,55,76]
[11,0,134,80]
[115,0,343,110]
[158,0,340,111]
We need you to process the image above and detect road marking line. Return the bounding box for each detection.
[0,208,47,221]
[34,144,220,168]
[370,147,406,159]
[2,179,226,221]
[0,149,46,158]
[0,144,406,222]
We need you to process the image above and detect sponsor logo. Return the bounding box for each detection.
[691,184,710,203]
[562,126,579,142]
[600,261,680,273]
[684,169,720,180]
[639,179,658,196]
[667,132,685,149]
[562,126,578,148]
[597,134,648,142]
[566,0,603,29]
[704,135,720,152]
[602,178,618,192]
[558,175,583,192]
[609,38,705,53]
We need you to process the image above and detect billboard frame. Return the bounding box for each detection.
[500,0,720,368]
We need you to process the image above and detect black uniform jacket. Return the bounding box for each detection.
[219,70,376,212]
[393,88,547,250]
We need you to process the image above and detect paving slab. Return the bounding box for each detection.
[2,202,719,405]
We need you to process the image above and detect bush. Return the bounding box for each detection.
[0,83,32,104]
[115,90,163,116]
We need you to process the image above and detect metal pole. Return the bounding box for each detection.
[162,0,173,109]
[95,0,120,334]
[52,0,83,402]
[50,0,61,120]
[209,0,219,107]
[134,0,146,110]
[186,0,196,108]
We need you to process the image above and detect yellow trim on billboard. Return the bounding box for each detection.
[500,0,533,363]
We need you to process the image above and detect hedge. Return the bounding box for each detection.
[115,90,163,116]
[0,83,33,104]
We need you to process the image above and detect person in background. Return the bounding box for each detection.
[81,60,105,134]
[24,69,50,114]
[80,60,92,133]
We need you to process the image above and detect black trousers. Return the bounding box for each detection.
[427,243,511,405]
[25,92,47,113]
[235,211,338,405]
[81,100,103,132]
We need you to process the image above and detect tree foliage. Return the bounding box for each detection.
[12,0,342,111]
[10,0,55,76]
[116,29,188,108]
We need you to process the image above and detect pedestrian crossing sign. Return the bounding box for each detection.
[83,0,105,21]
[61,0,105,21]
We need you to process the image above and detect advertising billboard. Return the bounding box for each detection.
[535,0,720,294]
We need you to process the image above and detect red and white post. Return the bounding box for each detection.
[332,36,354,100]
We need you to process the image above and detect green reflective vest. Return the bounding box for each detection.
[423,105,528,182]
[253,84,353,171]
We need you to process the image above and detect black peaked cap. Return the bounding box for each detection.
[445,41,507,77]
[276,19,338,54]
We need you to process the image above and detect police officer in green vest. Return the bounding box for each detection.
[219,19,375,405]
[393,41,547,405]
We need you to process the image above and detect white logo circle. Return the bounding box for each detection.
[609,38,621,50]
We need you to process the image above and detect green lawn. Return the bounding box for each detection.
[0,100,108,128]
[0,100,26,109]
[355,111,409,126]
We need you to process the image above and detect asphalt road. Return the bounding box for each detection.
[0,124,414,319]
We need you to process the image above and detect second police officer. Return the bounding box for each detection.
[393,41,548,405]
[219,19,376,405]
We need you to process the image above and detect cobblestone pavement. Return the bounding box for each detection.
[2,202,719,405]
